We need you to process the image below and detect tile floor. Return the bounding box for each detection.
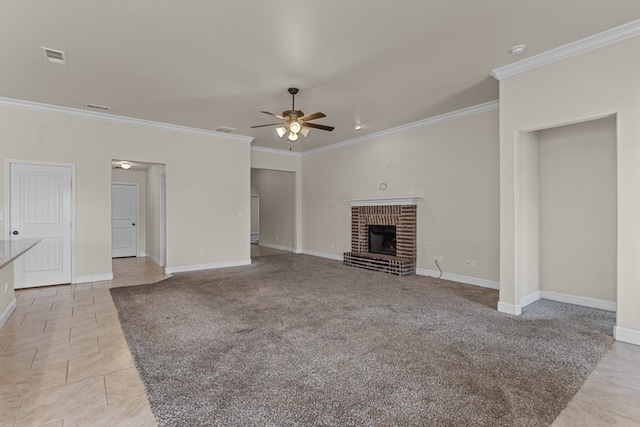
[0,255,638,426]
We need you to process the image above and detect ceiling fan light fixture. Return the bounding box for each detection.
[288,132,299,142]
[276,127,287,138]
[300,127,310,137]
[289,121,301,134]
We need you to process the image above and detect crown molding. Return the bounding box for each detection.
[0,97,254,143]
[250,145,301,158]
[301,100,499,157]
[490,19,640,80]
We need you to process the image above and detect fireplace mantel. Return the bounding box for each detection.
[346,196,423,207]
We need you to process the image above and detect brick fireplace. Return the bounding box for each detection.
[344,197,420,276]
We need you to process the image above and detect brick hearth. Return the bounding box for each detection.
[344,204,417,276]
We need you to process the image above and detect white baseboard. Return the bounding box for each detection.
[497,301,522,316]
[137,252,146,257]
[541,291,616,312]
[299,249,343,261]
[614,326,640,346]
[145,253,163,267]
[0,298,17,329]
[415,268,500,290]
[165,259,251,274]
[520,290,542,308]
[73,272,114,284]
[259,242,293,252]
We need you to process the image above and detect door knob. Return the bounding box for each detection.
[12,230,19,235]
[132,223,136,226]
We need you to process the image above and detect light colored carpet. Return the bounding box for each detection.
[111,254,615,426]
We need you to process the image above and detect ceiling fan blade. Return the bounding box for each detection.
[303,122,335,132]
[299,112,326,122]
[261,111,285,120]
[250,123,283,128]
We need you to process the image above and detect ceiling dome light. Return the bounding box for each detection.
[289,122,301,134]
[288,132,299,142]
[276,127,287,138]
[354,124,362,130]
[120,162,132,170]
[510,44,526,55]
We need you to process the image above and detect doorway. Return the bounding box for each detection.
[9,161,73,288]
[111,183,138,258]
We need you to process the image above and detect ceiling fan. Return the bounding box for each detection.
[251,88,335,142]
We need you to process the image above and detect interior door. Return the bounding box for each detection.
[10,163,72,288]
[111,183,138,258]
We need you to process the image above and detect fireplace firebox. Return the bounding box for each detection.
[368,225,397,256]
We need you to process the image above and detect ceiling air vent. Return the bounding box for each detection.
[214,126,237,133]
[84,103,111,112]
[41,47,67,65]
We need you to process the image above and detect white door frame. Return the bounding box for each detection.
[111,181,140,258]
[5,159,77,283]
[159,175,166,267]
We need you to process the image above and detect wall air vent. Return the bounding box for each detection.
[41,47,67,65]
[214,126,237,133]
[84,103,111,112]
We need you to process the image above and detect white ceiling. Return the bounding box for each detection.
[2,1,639,152]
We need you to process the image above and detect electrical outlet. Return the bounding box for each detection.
[331,243,335,248]
[198,250,204,256]
[438,255,444,263]
[4,282,8,295]
[466,259,471,266]
[275,236,278,241]
[471,260,477,268]
[433,255,438,261]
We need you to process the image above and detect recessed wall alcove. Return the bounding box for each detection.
[506,116,617,313]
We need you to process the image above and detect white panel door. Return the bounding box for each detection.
[10,163,72,288]
[112,183,138,258]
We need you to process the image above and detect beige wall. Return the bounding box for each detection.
[0,105,251,279]
[498,35,640,337]
[539,117,616,302]
[516,131,541,301]
[301,108,500,280]
[145,164,165,265]
[112,168,146,256]
[251,169,294,250]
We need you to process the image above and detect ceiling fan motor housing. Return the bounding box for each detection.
[283,110,303,120]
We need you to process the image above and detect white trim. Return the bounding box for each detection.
[347,196,423,207]
[541,291,616,312]
[145,253,162,267]
[0,298,17,329]
[415,268,500,290]
[490,19,640,80]
[165,259,251,274]
[302,100,499,156]
[299,249,343,261]
[259,242,293,252]
[614,326,640,346]
[0,97,254,143]
[497,301,522,316]
[520,290,542,308]
[74,272,114,284]
[251,146,301,158]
